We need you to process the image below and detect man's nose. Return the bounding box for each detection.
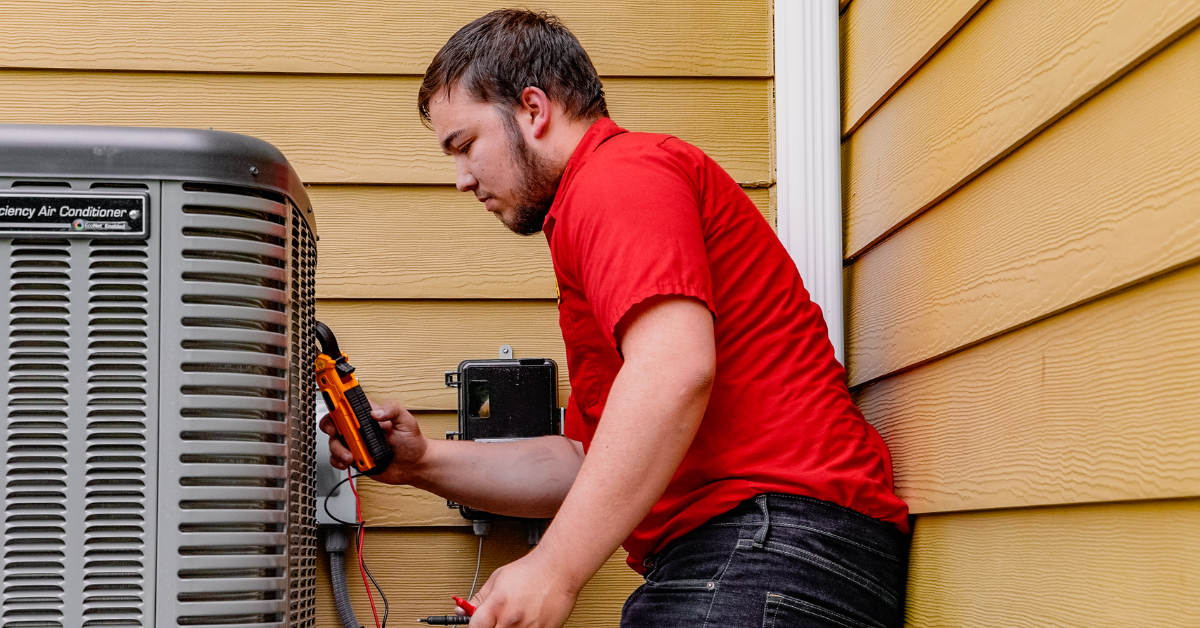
[455,164,478,193]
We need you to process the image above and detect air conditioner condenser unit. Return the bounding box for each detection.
[0,125,320,628]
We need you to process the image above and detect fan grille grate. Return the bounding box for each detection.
[170,188,311,628]
[5,239,71,628]
[83,238,150,628]
[286,207,318,628]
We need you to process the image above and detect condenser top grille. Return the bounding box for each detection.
[0,126,314,237]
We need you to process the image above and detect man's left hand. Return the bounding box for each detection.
[465,548,580,628]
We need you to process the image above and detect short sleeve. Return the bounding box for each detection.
[563,140,716,350]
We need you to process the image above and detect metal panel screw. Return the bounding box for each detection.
[249,166,259,175]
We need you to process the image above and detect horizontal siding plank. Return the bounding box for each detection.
[0,0,770,77]
[841,0,985,135]
[314,522,643,628]
[856,263,1200,514]
[316,300,566,412]
[763,185,775,230]
[311,186,553,300]
[843,0,1200,258]
[311,185,774,300]
[0,72,771,186]
[354,413,471,527]
[846,23,1200,386]
[908,499,1200,628]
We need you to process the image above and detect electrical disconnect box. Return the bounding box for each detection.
[444,346,562,531]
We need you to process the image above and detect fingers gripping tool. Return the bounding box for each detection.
[315,321,394,475]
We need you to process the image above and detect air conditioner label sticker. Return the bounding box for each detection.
[0,193,147,237]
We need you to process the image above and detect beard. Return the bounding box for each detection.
[498,110,561,236]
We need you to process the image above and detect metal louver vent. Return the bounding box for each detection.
[84,238,151,627]
[287,206,317,628]
[5,238,71,628]
[3,182,162,628]
[158,184,311,627]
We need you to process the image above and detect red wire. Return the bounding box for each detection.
[349,469,381,628]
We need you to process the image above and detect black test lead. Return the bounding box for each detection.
[417,616,471,625]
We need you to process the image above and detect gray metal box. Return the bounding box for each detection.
[0,125,319,627]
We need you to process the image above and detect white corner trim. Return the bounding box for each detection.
[774,0,845,364]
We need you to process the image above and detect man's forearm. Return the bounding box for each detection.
[525,297,715,591]
[408,435,584,518]
[534,352,711,589]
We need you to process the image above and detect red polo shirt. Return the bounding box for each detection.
[544,118,909,572]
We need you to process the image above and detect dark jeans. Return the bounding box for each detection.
[621,494,909,628]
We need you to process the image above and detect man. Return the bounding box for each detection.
[323,10,910,628]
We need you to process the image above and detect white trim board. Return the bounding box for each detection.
[774,0,845,364]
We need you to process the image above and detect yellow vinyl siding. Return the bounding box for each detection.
[843,0,1200,259]
[845,24,1200,386]
[308,186,558,301]
[310,186,772,301]
[856,261,1200,514]
[315,300,567,412]
[907,499,1200,627]
[844,0,1200,624]
[0,1,770,77]
[840,0,984,135]
[0,73,771,186]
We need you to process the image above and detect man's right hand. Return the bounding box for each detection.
[318,399,428,486]
[321,397,584,518]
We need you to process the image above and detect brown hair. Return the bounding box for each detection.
[418,9,609,125]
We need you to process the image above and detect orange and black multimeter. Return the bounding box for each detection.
[315,321,394,476]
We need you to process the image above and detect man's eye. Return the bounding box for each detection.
[460,142,473,154]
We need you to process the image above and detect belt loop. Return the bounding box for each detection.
[752,494,770,548]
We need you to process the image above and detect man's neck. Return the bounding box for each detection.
[548,116,601,172]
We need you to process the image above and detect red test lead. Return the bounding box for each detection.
[452,596,476,616]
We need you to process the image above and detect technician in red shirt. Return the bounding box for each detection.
[324,10,910,628]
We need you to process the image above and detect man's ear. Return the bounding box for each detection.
[519,86,553,139]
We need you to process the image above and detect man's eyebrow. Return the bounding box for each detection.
[441,129,464,155]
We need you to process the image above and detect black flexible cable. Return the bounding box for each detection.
[323,473,361,628]
[323,470,389,627]
[323,473,361,527]
[359,522,389,628]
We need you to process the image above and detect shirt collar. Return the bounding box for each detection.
[544,117,627,230]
